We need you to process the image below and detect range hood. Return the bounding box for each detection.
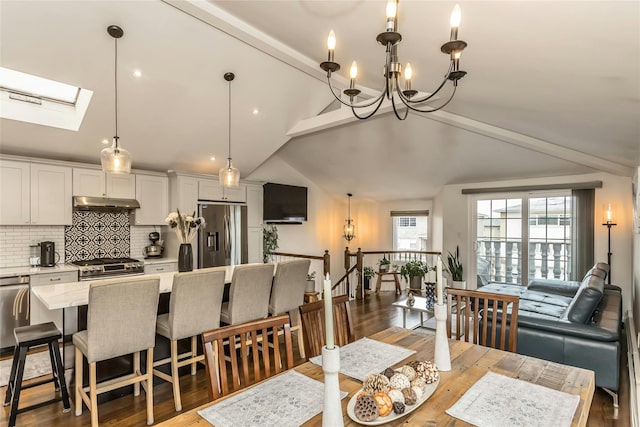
[73,196,140,211]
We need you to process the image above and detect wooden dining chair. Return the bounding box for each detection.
[298,294,355,359]
[201,314,294,401]
[446,288,520,352]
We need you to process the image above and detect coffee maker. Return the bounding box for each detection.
[40,241,59,267]
[143,232,164,258]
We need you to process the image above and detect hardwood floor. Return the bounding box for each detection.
[1,291,630,426]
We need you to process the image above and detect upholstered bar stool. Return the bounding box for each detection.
[220,263,275,326]
[3,322,71,427]
[268,259,311,358]
[153,267,226,412]
[73,277,160,427]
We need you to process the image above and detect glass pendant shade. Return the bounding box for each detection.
[219,160,240,187]
[101,139,131,174]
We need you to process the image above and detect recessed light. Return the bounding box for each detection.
[210,156,216,161]
[101,139,110,145]
[252,108,259,115]
[132,69,142,78]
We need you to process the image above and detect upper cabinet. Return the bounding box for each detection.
[222,185,246,203]
[0,160,30,224]
[1,160,72,225]
[170,175,199,214]
[72,168,135,199]
[198,179,222,201]
[30,164,73,225]
[134,174,169,225]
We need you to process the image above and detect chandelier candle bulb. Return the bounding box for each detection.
[349,61,358,88]
[436,257,444,305]
[450,4,461,41]
[327,30,336,61]
[386,0,397,31]
[323,273,335,350]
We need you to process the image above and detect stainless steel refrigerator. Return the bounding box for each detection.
[198,203,248,268]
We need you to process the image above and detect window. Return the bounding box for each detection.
[474,192,572,287]
[398,217,416,227]
[0,67,93,131]
[392,214,428,252]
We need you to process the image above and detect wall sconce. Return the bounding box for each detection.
[602,203,617,285]
[343,193,356,242]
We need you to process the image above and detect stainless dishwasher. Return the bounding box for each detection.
[0,275,30,350]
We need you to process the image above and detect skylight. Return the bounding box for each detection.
[0,67,79,104]
[0,67,92,131]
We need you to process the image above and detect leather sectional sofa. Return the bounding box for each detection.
[476,263,622,404]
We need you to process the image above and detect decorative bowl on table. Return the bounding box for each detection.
[347,360,440,425]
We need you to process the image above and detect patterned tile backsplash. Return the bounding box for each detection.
[65,211,130,261]
[0,214,168,268]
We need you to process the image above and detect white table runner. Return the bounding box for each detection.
[446,371,580,427]
[309,337,416,381]
[198,370,347,427]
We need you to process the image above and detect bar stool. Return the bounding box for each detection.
[3,322,71,427]
[153,268,226,412]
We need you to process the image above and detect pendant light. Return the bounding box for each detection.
[219,72,240,187]
[343,193,356,241]
[101,25,132,174]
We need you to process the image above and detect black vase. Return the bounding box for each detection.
[178,243,193,272]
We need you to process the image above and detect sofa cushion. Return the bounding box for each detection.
[480,283,573,308]
[562,275,604,324]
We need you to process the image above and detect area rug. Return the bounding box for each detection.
[0,351,52,387]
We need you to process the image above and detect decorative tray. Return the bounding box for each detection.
[346,377,439,425]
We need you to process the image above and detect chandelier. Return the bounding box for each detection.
[319,0,467,121]
[343,193,356,242]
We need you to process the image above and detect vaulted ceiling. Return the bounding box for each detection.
[1,1,638,200]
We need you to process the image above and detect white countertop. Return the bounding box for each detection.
[0,264,79,278]
[143,258,177,265]
[31,266,236,310]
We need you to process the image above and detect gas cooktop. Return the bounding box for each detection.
[72,257,141,266]
[72,257,144,280]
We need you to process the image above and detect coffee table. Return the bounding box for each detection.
[392,296,435,329]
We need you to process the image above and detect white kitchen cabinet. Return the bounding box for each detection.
[72,168,135,199]
[246,184,263,228]
[144,261,177,274]
[199,179,223,201]
[135,174,169,225]
[72,168,105,197]
[106,173,136,198]
[30,164,73,225]
[30,270,78,333]
[170,175,199,214]
[222,185,246,203]
[247,226,263,263]
[0,160,30,225]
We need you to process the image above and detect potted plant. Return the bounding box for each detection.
[400,260,431,292]
[378,256,391,272]
[446,246,466,289]
[363,266,376,290]
[262,224,278,263]
[306,271,316,292]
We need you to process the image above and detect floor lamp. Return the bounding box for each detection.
[603,204,617,285]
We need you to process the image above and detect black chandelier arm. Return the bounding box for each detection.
[396,62,453,105]
[326,75,386,109]
[395,85,457,114]
[391,93,410,120]
[351,93,386,120]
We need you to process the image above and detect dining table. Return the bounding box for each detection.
[156,326,595,427]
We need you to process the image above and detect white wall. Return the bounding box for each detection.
[247,156,344,288]
[440,172,635,310]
